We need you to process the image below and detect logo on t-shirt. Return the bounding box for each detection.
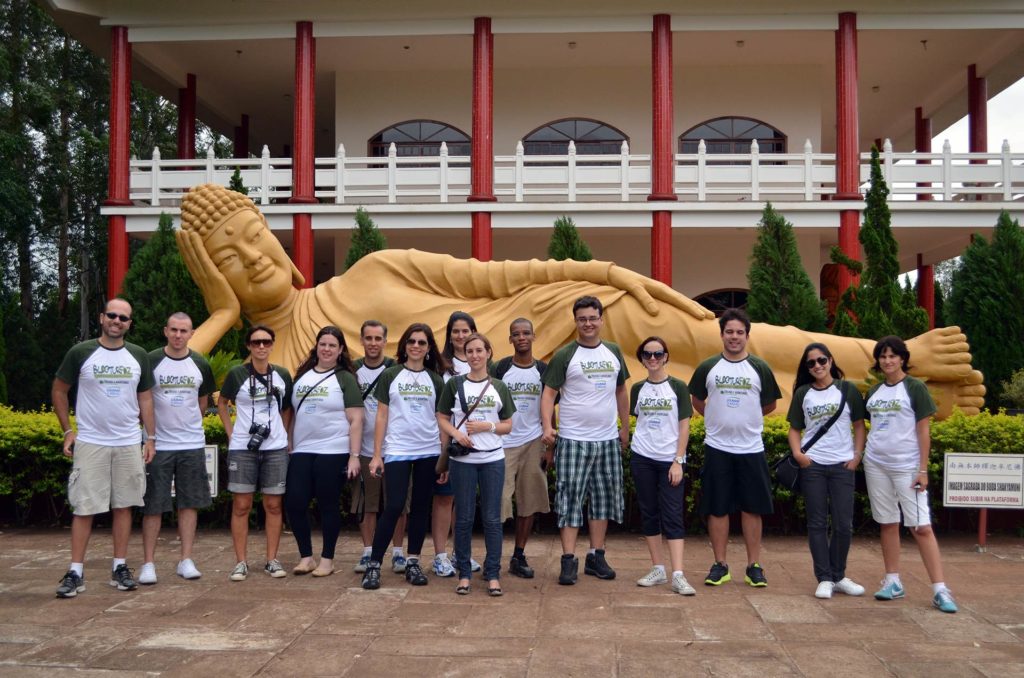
[93,364,134,379]
[580,360,615,375]
[807,402,839,420]
[868,399,902,414]
[398,382,433,396]
[638,396,673,412]
[159,374,197,389]
[715,375,752,390]
[506,381,541,397]
[296,384,330,399]
[466,394,497,409]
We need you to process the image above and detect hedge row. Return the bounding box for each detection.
[2,406,1021,531]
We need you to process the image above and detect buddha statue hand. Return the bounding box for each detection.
[606,265,715,320]
[176,228,243,331]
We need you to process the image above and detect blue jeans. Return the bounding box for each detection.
[800,461,855,583]
[450,459,505,580]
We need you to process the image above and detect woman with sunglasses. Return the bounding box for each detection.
[437,333,515,596]
[218,325,293,582]
[361,323,449,590]
[286,326,363,577]
[863,336,957,613]
[786,342,866,599]
[629,337,696,595]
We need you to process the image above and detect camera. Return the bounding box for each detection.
[247,422,271,451]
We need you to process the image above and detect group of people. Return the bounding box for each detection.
[51,296,957,613]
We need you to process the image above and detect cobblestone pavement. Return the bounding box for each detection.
[0,528,1021,676]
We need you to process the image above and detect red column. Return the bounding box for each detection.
[915,107,933,200]
[968,64,988,158]
[289,21,315,287]
[234,114,250,158]
[834,12,861,291]
[648,14,676,285]
[469,17,495,261]
[177,73,196,160]
[105,26,131,297]
[916,254,935,329]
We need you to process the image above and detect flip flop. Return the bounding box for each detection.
[488,586,503,597]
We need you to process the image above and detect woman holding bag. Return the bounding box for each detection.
[786,342,867,599]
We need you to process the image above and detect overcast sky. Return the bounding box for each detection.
[933,77,1024,152]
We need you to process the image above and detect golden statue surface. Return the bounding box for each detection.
[178,184,985,418]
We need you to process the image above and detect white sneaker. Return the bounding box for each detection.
[834,577,865,596]
[138,562,157,585]
[672,572,696,596]
[815,581,835,599]
[433,554,456,577]
[636,567,668,587]
[176,558,202,580]
[229,561,248,581]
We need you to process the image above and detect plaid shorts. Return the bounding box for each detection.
[553,437,624,528]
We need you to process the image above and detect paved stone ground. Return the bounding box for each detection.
[0,528,1021,677]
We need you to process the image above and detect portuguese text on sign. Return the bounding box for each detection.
[943,453,1024,508]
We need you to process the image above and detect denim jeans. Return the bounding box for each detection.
[450,458,505,580]
[800,461,855,582]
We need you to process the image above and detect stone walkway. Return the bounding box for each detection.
[0,528,1021,676]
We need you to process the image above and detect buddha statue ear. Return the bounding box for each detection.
[290,260,306,288]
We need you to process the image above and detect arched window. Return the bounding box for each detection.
[693,289,749,316]
[368,120,471,157]
[679,117,786,155]
[523,118,628,156]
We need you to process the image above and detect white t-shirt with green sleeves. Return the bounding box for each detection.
[149,349,215,451]
[864,375,936,471]
[437,376,516,465]
[688,353,781,454]
[543,340,629,442]
[630,376,693,463]
[290,368,363,455]
[56,340,154,447]
[493,360,546,448]
[374,364,445,459]
[787,380,865,465]
[355,357,394,457]
[220,364,293,452]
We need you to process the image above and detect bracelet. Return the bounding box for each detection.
[489,421,496,433]
[918,469,928,473]
[62,429,74,437]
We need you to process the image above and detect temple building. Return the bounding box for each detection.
[41,0,1024,323]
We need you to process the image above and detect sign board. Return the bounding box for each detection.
[943,453,1024,508]
[170,445,220,498]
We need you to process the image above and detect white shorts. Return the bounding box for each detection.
[864,461,931,527]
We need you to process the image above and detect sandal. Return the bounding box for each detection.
[488,582,503,597]
[456,584,471,595]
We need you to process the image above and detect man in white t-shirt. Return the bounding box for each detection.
[541,296,630,585]
[52,298,157,598]
[689,308,781,589]
[139,312,216,585]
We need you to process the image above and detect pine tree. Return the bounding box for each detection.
[547,216,592,261]
[746,202,826,331]
[228,167,248,195]
[948,210,1024,409]
[831,147,928,339]
[344,207,387,270]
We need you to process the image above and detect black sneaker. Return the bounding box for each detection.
[704,561,731,586]
[405,560,428,586]
[583,549,616,580]
[745,562,768,587]
[110,564,138,591]
[509,553,535,579]
[558,554,578,585]
[361,562,381,590]
[56,570,85,598]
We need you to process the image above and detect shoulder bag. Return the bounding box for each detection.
[772,381,849,491]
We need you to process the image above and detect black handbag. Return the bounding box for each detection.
[772,381,849,492]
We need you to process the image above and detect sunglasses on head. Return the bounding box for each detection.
[406,338,428,347]
[805,356,829,369]
[641,350,666,360]
[104,312,131,322]
[248,338,274,347]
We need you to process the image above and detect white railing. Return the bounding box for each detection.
[128,139,1024,207]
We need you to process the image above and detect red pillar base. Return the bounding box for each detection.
[107,215,129,297]
[838,209,861,291]
[651,211,672,286]
[471,212,492,262]
[292,213,314,288]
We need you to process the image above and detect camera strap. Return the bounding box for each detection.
[248,363,278,429]
[800,380,849,454]
[293,369,339,419]
[453,376,491,431]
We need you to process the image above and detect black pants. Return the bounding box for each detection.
[285,453,348,559]
[800,461,855,583]
[630,454,686,539]
[371,457,437,563]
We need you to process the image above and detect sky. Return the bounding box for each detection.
[933,76,1024,152]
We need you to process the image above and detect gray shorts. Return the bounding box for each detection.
[143,448,213,515]
[68,441,146,516]
[227,448,288,495]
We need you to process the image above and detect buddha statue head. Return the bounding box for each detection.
[180,183,304,313]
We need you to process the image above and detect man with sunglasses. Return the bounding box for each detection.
[52,298,157,598]
[689,308,781,589]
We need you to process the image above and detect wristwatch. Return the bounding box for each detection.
[673,456,685,465]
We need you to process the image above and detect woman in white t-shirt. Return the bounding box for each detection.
[361,323,449,591]
[437,333,515,596]
[629,337,696,596]
[786,342,866,600]
[286,326,363,577]
[863,336,957,613]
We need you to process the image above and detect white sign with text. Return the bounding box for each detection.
[943,453,1024,508]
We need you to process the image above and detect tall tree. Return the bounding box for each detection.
[746,202,826,331]
[547,216,592,261]
[947,210,1024,409]
[344,207,387,270]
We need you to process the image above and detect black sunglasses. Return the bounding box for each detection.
[805,356,829,369]
[104,312,131,322]
[248,338,274,347]
[406,338,428,347]
[641,350,667,360]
